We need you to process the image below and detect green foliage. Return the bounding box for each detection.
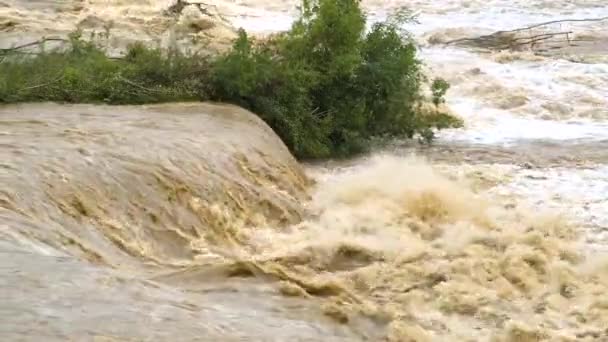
[0,35,210,105]
[211,0,459,158]
[0,0,461,159]
[431,78,450,106]
[210,29,330,157]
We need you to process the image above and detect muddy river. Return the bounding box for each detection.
[1,0,608,341]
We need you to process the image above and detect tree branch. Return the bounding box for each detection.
[0,38,68,53]
[444,16,608,49]
[117,75,164,93]
[18,75,65,92]
[493,16,608,35]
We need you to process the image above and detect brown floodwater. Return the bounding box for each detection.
[2,103,608,341]
[0,102,383,341]
[2,0,608,341]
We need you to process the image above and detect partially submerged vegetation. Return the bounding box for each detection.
[0,0,461,159]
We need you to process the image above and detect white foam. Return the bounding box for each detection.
[420,46,608,143]
[230,10,294,33]
[406,2,608,143]
[438,101,608,144]
[491,165,608,249]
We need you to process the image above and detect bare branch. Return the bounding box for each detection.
[0,38,68,53]
[493,16,608,35]
[441,16,608,54]
[445,16,608,45]
[444,17,608,48]
[18,75,65,92]
[117,75,164,93]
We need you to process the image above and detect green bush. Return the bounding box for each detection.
[0,33,211,104]
[0,0,461,159]
[211,0,460,158]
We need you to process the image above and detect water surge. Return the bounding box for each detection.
[2,0,608,340]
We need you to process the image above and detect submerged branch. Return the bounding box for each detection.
[443,16,608,52]
[494,16,608,35]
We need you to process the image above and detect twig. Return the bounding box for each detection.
[511,31,572,41]
[0,51,45,57]
[495,16,608,35]
[446,31,571,46]
[498,32,573,50]
[0,38,68,53]
[460,31,573,49]
[18,75,65,92]
[499,36,570,50]
[117,75,164,93]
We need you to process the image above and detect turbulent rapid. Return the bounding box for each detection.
[2,0,608,341]
[1,103,353,340]
[0,0,238,55]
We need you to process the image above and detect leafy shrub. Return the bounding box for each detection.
[211,0,460,158]
[0,32,211,104]
[0,0,461,159]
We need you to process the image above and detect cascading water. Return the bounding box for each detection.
[2,0,608,340]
